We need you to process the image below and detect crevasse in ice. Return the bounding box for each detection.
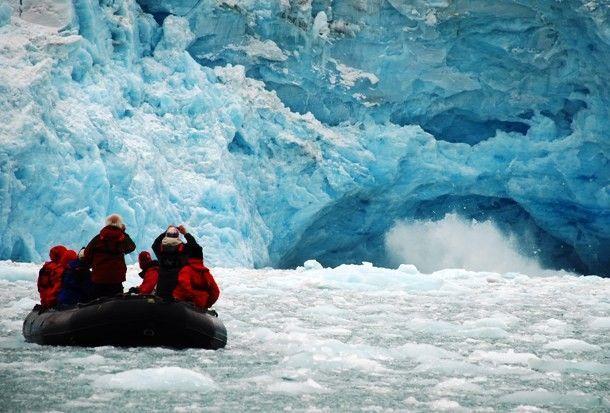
[0,0,608,274]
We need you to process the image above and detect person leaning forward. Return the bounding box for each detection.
[83,214,136,299]
[152,224,199,300]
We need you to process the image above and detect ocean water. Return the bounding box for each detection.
[0,261,608,411]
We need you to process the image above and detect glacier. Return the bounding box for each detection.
[1,261,609,410]
[0,0,609,275]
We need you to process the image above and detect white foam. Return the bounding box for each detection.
[385,214,551,275]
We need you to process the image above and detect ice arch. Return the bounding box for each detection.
[276,194,588,274]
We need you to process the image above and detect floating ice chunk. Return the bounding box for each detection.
[468,350,539,366]
[404,396,420,405]
[302,259,323,270]
[407,317,509,339]
[434,378,482,393]
[397,264,419,274]
[530,319,570,335]
[528,358,610,374]
[0,261,38,281]
[413,359,487,375]
[543,339,601,353]
[499,390,608,409]
[463,326,510,339]
[4,297,37,312]
[268,377,329,394]
[588,317,610,331]
[463,313,521,330]
[510,406,547,412]
[92,367,217,391]
[283,344,388,372]
[408,317,459,335]
[392,342,459,361]
[428,398,463,411]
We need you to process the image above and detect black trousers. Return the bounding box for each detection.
[91,283,123,299]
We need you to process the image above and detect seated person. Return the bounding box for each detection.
[57,249,92,308]
[173,244,220,309]
[37,245,68,309]
[128,251,159,295]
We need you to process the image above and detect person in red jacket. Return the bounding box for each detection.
[128,251,159,295]
[173,244,219,309]
[37,245,68,308]
[83,214,136,299]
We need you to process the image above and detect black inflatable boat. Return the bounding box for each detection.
[22,295,227,350]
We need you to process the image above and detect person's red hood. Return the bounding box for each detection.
[187,258,205,271]
[49,245,67,262]
[100,225,125,241]
[138,251,152,268]
[59,250,77,268]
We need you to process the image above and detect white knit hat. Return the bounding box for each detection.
[105,214,124,229]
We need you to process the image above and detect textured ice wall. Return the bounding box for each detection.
[0,0,608,274]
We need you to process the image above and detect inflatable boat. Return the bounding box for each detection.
[22,295,227,350]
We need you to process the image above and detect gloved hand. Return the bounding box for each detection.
[178,225,187,235]
[128,287,139,294]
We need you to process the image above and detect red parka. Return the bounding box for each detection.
[83,225,136,284]
[37,246,74,308]
[173,258,220,309]
[137,251,159,295]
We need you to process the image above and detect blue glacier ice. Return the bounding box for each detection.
[0,0,608,274]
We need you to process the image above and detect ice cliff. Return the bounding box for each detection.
[0,0,608,275]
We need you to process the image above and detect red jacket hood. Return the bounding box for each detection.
[186,258,205,271]
[49,245,67,262]
[59,250,77,268]
[100,225,125,241]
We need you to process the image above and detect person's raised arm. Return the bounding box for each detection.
[178,225,200,248]
[122,231,136,254]
[151,231,166,257]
